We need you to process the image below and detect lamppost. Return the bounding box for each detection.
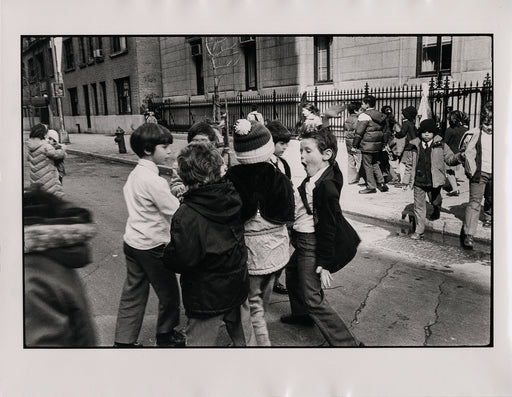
[50,37,69,143]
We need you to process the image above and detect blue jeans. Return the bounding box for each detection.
[115,243,181,344]
[285,231,358,346]
[464,171,492,236]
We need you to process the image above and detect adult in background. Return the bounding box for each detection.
[247,104,264,124]
[352,95,389,194]
[460,101,493,249]
[444,110,468,196]
[26,123,66,198]
[24,186,97,347]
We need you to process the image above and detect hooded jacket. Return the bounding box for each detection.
[163,180,249,318]
[404,135,462,188]
[27,138,66,197]
[352,109,387,153]
[24,195,97,347]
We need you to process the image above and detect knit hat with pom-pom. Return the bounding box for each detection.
[233,119,274,164]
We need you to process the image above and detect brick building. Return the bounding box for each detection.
[59,36,162,134]
[22,37,59,130]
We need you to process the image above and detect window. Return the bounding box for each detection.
[68,87,79,115]
[242,40,257,90]
[112,37,127,53]
[190,40,204,95]
[47,48,54,77]
[115,77,132,114]
[78,37,86,65]
[36,52,45,79]
[100,81,108,115]
[91,83,99,115]
[96,36,103,51]
[314,36,332,83]
[28,58,35,82]
[87,37,94,62]
[417,35,452,76]
[63,39,75,70]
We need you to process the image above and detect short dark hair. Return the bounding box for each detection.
[300,126,338,165]
[177,143,224,187]
[187,122,218,144]
[481,101,492,125]
[266,120,291,144]
[130,123,173,158]
[362,95,376,108]
[302,103,320,115]
[347,101,362,115]
[251,104,258,111]
[29,123,47,139]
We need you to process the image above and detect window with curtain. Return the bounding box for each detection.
[112,37,127,53]
[417,35,452,75]
[314,36,332,83]
[115,77,132,114]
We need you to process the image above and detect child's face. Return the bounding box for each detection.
[274,141,288,157]
[47,137,58,145]
[190,134,211,144]
[150,144,172,165]
[421,131,434,143]
[300,138,331,177]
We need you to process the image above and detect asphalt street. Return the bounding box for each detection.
[24,153,491,347]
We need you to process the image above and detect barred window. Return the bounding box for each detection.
[417,35,452,76]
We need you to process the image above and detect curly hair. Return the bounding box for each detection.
[187,122,218,144]
[177,143,224,188]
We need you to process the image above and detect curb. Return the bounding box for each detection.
[67,148,491,246]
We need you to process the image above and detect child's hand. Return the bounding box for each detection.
[316,266,333,289]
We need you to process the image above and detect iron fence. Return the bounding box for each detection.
[153,73,492,139]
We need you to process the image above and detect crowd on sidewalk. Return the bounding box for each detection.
[23,97,492,347]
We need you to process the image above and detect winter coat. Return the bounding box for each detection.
[461,127,491,182]
[404,136,461,188]
[444,125,468,154]
[343,114,359,151]
[352,109,387,153]
[297,162,359,272]
[27,138,66,197]
[226,162,294,275]
[395,120,418,151]
[24,203,97,347]
[163,180,249,318]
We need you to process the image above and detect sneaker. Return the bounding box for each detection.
[348,180,360,185]
[273,282,288,295]
[428,206,441,221]
[359,188,377,194]
[113,342,144,348]
[280,314,315,326]
[358,182,367,187]
[463,234,474,249]
[447,190,460,197]
[377,184,389,192]
[410,233,424,240]
[156,329,186,347]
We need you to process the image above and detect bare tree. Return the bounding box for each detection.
[204,37,240,123]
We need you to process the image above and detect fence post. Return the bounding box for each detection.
[272,90,277,119]
[482,73,492,106]
[364,82,369,97]
[314,86,318,108]
[188,96,191,126]
[239,92,243,119]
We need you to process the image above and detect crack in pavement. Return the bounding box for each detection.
[349,261,398,329]
[423,279,446,346]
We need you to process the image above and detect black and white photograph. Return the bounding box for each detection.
[2,1,511,396]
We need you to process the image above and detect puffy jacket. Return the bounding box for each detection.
[352,109,387,153]
[163,180,249,318]
[24,193,97,347]
[27,138,66,197]
[461,127,491,182]
[404,135,462,188]
[343,114,358,150]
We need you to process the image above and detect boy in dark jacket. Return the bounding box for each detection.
[352,95,389,194]
[280,126,361,346]
[163,143,256,346]
[403,119,462,240]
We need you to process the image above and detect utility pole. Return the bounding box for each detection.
[50,37,69,143]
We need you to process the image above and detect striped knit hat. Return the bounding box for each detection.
[233,119,274,164]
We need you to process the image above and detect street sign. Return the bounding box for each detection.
[52,82,64,98]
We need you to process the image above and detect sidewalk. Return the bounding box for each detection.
[32,131,491,245]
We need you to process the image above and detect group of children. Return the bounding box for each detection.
[112,110,362,347]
